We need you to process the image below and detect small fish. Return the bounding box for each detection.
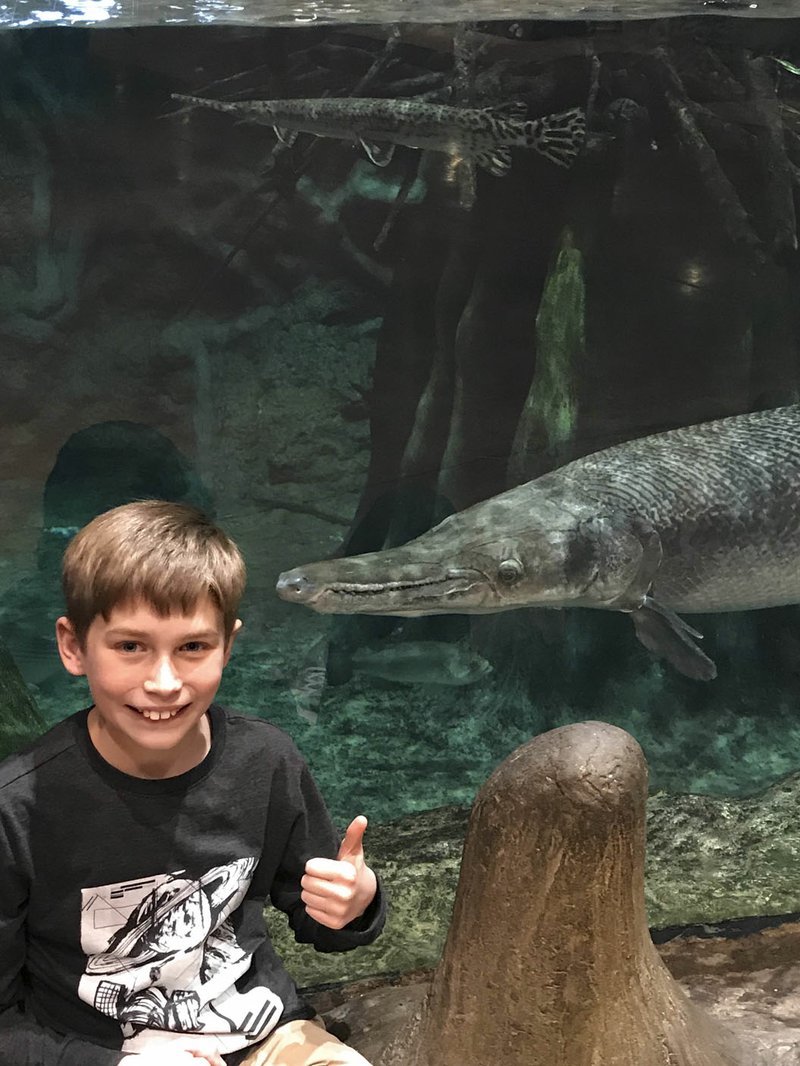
[171,94,586,176]
[351,640,493,686]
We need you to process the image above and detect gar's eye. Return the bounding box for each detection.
[497,558,523,585]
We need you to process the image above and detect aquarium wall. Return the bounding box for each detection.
[3,14,800,986]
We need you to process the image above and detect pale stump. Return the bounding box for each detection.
[389,721,747,1066]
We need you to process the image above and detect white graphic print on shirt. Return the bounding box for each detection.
[78,858,283,1054]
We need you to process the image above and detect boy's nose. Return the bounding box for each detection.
[143,659,183,694]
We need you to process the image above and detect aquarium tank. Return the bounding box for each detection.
[2,0,800,999]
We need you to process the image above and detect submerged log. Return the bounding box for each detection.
[388,721,752,1066]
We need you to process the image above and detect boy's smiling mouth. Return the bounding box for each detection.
[128,704,188,721]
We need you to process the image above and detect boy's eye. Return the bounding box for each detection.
[182,641,207,653]
[117,641,142,653]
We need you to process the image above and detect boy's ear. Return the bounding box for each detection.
[56,616,87,677]
[223,618,243,665]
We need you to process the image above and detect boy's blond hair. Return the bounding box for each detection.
[62,500,246,645]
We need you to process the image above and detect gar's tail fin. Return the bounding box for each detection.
[526,106,586,168]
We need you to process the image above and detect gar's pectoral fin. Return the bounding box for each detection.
[630,597,717,681]
[273,125,299,146]
[475,145,513,177]
[587,518,717,679]
[359,138,395,167]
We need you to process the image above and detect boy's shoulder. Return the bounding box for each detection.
[217,707,318,779]
[220,706,303,758]
[0,711,83,795]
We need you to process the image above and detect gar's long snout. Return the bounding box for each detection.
[276,568,317,604]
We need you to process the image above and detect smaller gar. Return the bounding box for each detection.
[171,94,586,175]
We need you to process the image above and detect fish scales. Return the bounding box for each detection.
[277,405,800,680]
[559,408,800,610]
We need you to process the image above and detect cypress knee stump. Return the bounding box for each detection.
[389,721,749,1066]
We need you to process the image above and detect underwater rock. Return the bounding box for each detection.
[277,404,800,681]
[384,721,753,1066]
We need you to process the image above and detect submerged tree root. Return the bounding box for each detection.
[652,47,763,258]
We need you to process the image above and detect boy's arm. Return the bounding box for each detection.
[270,761,386,952]
[0,817,122,1066]
[0,889,122,1065]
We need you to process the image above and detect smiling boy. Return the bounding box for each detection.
[0,500,385,1066]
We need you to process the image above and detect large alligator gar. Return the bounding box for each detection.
[276,405,800,681]
[171,94,586,175]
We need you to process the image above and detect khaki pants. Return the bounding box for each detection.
[238,1017,373,1066]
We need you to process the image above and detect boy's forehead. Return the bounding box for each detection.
[100,595,225,633]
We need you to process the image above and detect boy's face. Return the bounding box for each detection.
[56,596,241,778]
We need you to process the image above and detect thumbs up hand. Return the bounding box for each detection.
[301,815,378,929]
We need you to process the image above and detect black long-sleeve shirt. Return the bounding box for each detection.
[0,704,385,1065]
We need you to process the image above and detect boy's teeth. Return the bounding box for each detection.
[141,708,179,720]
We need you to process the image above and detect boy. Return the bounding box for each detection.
[0,500,385,1066]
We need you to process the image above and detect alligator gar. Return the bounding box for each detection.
[171,94,586,175]
[276,405,800,680]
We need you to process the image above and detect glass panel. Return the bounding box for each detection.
[2,16,800,990]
